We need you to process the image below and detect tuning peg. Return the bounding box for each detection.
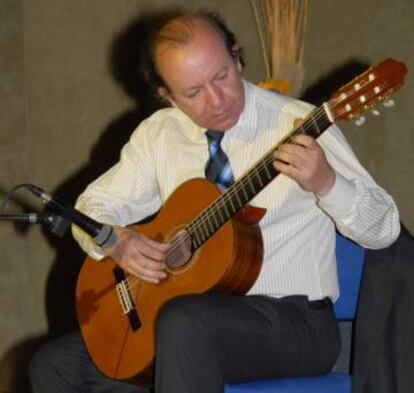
[371,109,381,116]
[355,115,366,127]
[383,99,395,108]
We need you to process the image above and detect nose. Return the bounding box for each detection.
[206,84,223,110]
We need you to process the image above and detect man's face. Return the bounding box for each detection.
[155,22,245,131]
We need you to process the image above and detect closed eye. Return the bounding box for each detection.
[215,71,228,81]
[185,88,201,98]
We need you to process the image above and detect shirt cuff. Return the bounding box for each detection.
[71,223,106,261]
[317,172,356,217]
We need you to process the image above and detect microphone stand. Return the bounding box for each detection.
[1,183,116,246]
[0,211,71,237]
[0,213,55,223]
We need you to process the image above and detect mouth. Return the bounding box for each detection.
[212,111,228,120]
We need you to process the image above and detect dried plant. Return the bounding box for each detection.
[251,0,309,97]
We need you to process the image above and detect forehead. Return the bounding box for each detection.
[155,21,232,89]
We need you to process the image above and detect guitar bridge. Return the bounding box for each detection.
[113,267,141,331]
[116,280,134,314]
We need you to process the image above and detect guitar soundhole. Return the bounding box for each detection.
[165,229,193,273]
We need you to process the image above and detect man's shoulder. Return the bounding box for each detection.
[245,80,315,117]
[129,106,202,149]
[141,107,186,127]
[131,107,189,138]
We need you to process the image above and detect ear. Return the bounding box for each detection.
[157,86,177,107]
[236,57,243,72]
[231,44,243,72]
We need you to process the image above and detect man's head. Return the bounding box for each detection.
[149,12,245,131]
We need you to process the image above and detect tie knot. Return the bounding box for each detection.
[206,130,224,146]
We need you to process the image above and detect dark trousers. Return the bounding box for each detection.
[30,294,339,393]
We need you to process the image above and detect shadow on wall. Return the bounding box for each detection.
[301,60,369,105]
[0,339,45,393]
[42,10,180,339]
[0,10,181,393]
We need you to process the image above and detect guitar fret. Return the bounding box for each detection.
[227,197,236,215]
[247,175,257,195]
[193,229,202,247]
[192,229,201,248]
[206,215,214,233]
[238,194,245,209]
[195,236,201,248]
[264,162,272,180]
[217,204,225,224]
[223,202,231,220]
[200,221,209,242]
[312,116,321,136]
[253,176,262,192]
[241,182,250,201]
[212,210,220,229]
[256,166,264,188]
[192,220,205,247]
[234,187,241,205]
[302,122,310,136]
[206,218,214,238]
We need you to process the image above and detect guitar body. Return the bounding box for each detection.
[76,178,265,381]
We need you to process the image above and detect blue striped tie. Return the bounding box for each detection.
[205,130,234,188]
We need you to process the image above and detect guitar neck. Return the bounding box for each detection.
[187,104,333,250]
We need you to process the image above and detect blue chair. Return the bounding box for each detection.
[225,233,365,393]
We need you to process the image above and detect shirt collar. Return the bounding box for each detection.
[225,80,260,141]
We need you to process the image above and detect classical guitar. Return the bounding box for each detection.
[76,58,407,382]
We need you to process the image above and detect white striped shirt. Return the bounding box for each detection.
[73,81,400,300]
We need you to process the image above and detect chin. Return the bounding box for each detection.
[214,114,241,131]
[222,117,240,130]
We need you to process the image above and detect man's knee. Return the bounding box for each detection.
[31,339,57,371]
[156,294,213,346]
[30,339,58,386]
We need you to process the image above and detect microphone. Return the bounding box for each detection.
[25,184,118,248]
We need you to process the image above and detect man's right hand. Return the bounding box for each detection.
[103,226,170,284]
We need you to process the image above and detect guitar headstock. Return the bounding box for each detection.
[327,58,408,123]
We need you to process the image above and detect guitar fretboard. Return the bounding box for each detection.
[186,105,332,250]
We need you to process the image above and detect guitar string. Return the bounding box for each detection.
[85,74,391,326]
[168,104,332,246]
[123,103,336,291]
[127,78,391,291]
[112,74,382,289]
[123,103,339,291]
[124,84,384,293]
[179,81,383,252]
[118,77,389,306]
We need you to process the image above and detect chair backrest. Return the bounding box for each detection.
[333,233,365,320]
